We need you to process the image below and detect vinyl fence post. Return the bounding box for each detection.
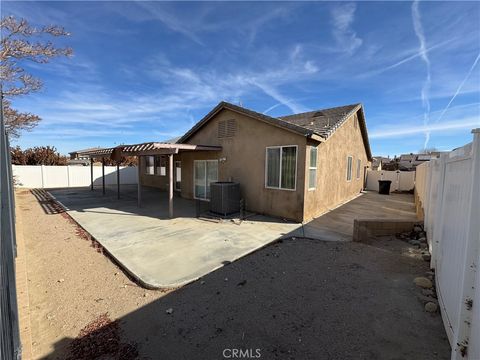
[431,154,447,269]
[117,162,120,200]
[41,164,45,188]
[137,157,142,207]
[102,158,106,195]
[452,129,480,360]
[90,157,94,191]
[66,165,70,188]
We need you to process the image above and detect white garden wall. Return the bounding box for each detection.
[12,165,138,188]
[415,129,480,360]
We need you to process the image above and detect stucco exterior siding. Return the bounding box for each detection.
[184,109,308,221]
[138,107,370,223]
[139,156,172,191]
[303,113,370,221]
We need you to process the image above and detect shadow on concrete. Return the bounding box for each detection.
[50,185,199,221]
[42,237,450,360]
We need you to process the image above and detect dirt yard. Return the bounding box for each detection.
[16,189,450,360]
[15,189,171,359]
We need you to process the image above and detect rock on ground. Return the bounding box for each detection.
[414,277,433,288]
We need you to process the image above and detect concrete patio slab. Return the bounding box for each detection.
[48,186,418,289]
[49,186,303,288]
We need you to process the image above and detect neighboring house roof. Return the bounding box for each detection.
[69,147,102,155]
[178,101,372,160]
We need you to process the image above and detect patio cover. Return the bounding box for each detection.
[79,142,222,217]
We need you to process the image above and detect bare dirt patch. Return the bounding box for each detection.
[16,189,170,359]
[17,189,449,360]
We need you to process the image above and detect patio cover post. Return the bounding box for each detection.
[102,158,106,195]
[117,162,120,200]
[137,156,142,207]
[168,154,173,218]
[90,157,94,190]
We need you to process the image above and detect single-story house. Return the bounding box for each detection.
[69,147,102,160]
[80,101,372,222]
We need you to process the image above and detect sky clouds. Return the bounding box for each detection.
[411,0,432,149]
[4,1,480,156]
[330,2,363,54]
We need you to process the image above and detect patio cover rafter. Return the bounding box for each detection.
[82,142,221,159]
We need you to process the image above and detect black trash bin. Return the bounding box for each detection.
[378,180,392,195]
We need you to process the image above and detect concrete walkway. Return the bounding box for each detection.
[303,191,418,241]
[48,187,417,288]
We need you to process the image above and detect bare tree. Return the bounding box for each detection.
[1,16,72,137]
[10,145,67,165]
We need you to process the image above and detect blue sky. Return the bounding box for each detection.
[3,1,480,156]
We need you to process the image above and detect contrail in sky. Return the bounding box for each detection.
[412,0,432,149]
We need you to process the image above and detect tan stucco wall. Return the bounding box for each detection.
[139,108,370,223]
[303,113,370,221]
[138,156,172,191]
[181,108,307,221]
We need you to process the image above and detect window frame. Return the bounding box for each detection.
[174,161,181,191]
[144,156,155,175]
[356,159,361,179]
[155,155,166,176]
[308,146,318,191]
[346,156,353,182]
[193,159,219,201]
[264,145,298,191]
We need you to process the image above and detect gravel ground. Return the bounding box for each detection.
[17,189,450,360]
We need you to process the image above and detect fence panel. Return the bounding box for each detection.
[42,166,69,188]
[415,130,480,360]
[435,155,472,343]
[365,170,415,192]
[1,95,21,359]
[11,166,43,188]
[12,165,138,188]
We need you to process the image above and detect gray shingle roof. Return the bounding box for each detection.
[279,104,361,139]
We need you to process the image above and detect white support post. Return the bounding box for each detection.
[168,154,173,218]
[453,129,480,359]
[431,153,447,268]
[137,156,142,207]
[66,165,70,188]
[41,164,45,188]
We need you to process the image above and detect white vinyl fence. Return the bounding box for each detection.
[416,129,480,360]
[365,169,415,192]
[12,165,138,188]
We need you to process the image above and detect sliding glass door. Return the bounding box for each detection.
[194,160,218,200]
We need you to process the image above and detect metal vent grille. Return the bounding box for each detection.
[218,119,236,138]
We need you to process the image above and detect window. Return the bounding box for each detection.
[175,161,181,191]
[346,156,353,181]
[308,146,317,190]
[145,156,154,175]
[265,145,297,190]
[356,159,361,179]
[155,155,166,176]
[194,160,218,200]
